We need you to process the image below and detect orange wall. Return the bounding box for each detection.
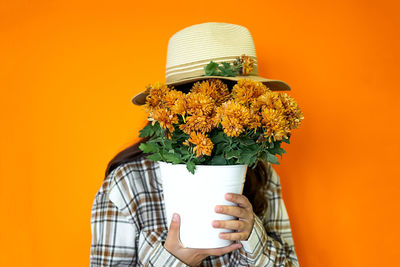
[1,1,399,266]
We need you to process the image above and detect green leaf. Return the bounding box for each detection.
[210,155,227,165]
[163,139,173,150]
[204,61,220,76]
[266,152,280,165]
[281,137,290,144]
[218,62,237,77]
[238,138,255,146]
[214,142,227,156]
[155,123,163,136]
[211,131,227,144]
[179,146,190,155]
[163,152,182,164]
[225,150,240,159]
[269,141,275,149]
[139,142,159,153]
[147,153,162,161]
[238,147,258,165]
[269,147,286,159]
[226,158,237,165]
[186,161,196,174]
[259,151,269,162]
[246,144,260,152]
[139,124,155,137]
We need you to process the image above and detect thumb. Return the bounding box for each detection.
[168,213,181,241]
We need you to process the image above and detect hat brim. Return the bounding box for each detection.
[131,75,291,105]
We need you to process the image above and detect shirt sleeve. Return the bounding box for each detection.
[142,240,190,267]
[238,163,299,266]
[90,191,137,266]
[91,169,190,267]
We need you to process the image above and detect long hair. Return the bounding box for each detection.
[104,137,270,217]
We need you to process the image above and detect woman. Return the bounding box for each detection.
[91,22,299,266]
[90,124,299,266]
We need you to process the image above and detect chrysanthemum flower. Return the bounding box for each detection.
[251,91,283,111]
[278,93,305,130]
[191,79,231,106]
[179,113,213,134]
[149,108,178,135]
[184,132,214,157]
[211,106,223,128]
[248,107,262,132]
[239,54,255,75]
[221,116,245,137]
[261,108,290,142]
[164,89,187,116]
[232,78,271,106]
[218,100,251,137]
[233,54,255,76]
[186,92,215,116]
[143,82,171,113]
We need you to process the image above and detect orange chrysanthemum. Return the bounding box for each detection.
[143,82,171,113]
[261,108,290,142]
[184,132,214,157]
[191,79,231,106]
[149,108,178,135]
[211,106,223,128]
[218,100,251,137]
[179,113,213,134]
[233,54,255,76]
[278,93,304,130]
[248,107,262,132]
[251,91,283,111]
[164,89,187,115]
[232,78,271,106]
[239,54,255,75]
[185,92,215,116]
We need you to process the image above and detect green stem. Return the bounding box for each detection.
[160,128,167,161]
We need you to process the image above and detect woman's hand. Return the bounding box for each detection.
[163,212,242,267]
[213,193,255,242]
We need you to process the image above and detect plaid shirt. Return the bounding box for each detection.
[90,155,299,266]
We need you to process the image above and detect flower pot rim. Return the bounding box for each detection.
[157,161,248,168]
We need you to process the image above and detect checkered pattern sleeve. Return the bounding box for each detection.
[90,163,189,267]
[238,163,299,266]
[90,190,138,266]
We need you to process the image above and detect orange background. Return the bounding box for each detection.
[1,1,399,266]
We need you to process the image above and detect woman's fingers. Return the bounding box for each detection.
[215,205,248,219]
[200,242,242,256]
[164,213,244,265]
[212,219,246,231]
[213,194,256,241]
[225,193,252,210]
[218,231,250,241]
[165,213,183,248]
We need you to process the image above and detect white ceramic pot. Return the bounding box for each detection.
[158,161,247,249]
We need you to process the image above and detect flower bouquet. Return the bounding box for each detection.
[137,74,304,248]
[138,77,304,173]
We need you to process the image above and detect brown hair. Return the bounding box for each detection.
[104,137,270,217]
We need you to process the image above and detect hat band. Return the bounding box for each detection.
[165,56,258,83]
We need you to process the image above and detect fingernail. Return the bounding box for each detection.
[213,221,219,227]
[173,213,178,222]
[226,193,232,200]
[215,206,222,212]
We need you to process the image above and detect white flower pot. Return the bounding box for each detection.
[158,161,247,249]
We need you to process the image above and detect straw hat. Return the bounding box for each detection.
[132,22,291,105]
